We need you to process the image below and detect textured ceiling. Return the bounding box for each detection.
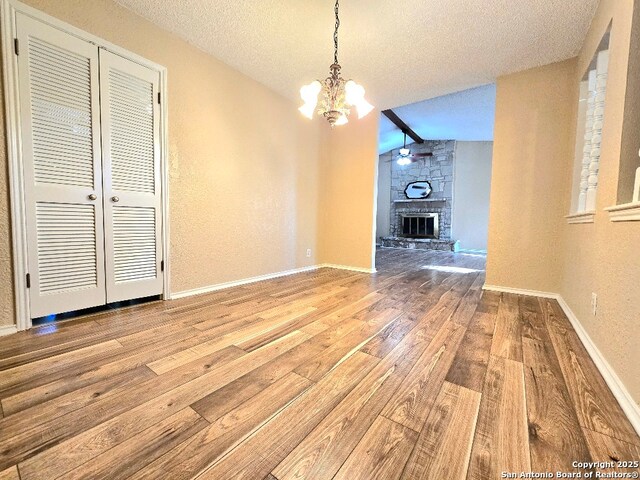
[379,84,496,154]
[114,0,599,109]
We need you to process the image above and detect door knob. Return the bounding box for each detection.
[111,196,119,203]
[88,194,97,200]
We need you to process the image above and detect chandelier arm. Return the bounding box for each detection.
[334,0,340,64]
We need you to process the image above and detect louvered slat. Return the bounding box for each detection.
[28,37,94,188]
[112,206,156,283]
[36,203,98,293]
[108,69,155,194]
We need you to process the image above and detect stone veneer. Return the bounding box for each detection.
[381,140,455,240]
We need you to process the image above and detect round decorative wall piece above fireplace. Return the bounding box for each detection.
[404,181,433,199]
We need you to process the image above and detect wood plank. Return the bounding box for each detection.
[359,313,413,358]
[582,427,640,475]
[333,416,418,480]
[400,382,481,480]
[16,331,310,479]
[273,352,401,480]
[466,355,530,480]
[61,407,209,480]
[522,335,592,472]
[381,320,466,431]
[475,290,500,315]
[147,309,314,374]
[194,351,378,479]
[0,339,123,393]
[542,298,640,445]
[235,306,323,352]
[0,346,244,469]
[489,292,522,361]
[0,466,19,480]
[316,291,384,327]
[450,273,484,327]
[293,308,401,382]
[0,365,156,429]
[0,330,225,414]
[445,310,496,392]
[519,295,546,341]
[190,317,364,422]
[130,372,312,480]
[299,321,329,336]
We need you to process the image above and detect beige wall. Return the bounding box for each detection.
[375,151,391,241]
[452,141,493,252]
[486,58,577,293]
[318,114,379,270]
[488,0,640,404]
[0,0,325,326]
[0,45,13,327]
[617,0,640,204]
[558,0,640,404]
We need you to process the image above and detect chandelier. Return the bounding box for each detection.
[298,0,373,127]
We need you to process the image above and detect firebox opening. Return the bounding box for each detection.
[400,213,439,239]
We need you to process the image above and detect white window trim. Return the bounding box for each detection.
[1,0,171,330]
[565,211,596,224]
[607,164,640,222]
[604,202,640,222]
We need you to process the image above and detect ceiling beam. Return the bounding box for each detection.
[381,109,424,144]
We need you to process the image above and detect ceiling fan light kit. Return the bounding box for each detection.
[298,0,374,127]
[396,131,433,165]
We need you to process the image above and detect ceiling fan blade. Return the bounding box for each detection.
[411,152,433,157]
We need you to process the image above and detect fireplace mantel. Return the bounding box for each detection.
[393,198,447,204]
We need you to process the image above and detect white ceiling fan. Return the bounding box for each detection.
[396,131,433,165]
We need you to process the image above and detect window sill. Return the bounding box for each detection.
[565,211,595,224]
[605,202,640,222]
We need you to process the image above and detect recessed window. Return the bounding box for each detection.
[607,8,640,221]
[567,29,610,223]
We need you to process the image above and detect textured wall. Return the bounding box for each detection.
[617,0,640,204]
[0,45,13,327]
[452,141,493,251]
[375,153,391,241]
[486,59,577,294]
[0,0,323,326]
[318,114,379,270]
[488,0,640,404]
[558,0,640,404]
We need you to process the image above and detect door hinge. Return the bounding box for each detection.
[157,92,161,104]
[14,38,19,56]
[160,260,164,272]
[26,273,30,288]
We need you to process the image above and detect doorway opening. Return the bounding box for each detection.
[375,85,496,268]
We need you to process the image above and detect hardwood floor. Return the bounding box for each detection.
[0,248,638,479]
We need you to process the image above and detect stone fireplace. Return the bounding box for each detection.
[380,140,458,251]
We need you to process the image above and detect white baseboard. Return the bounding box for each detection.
[170,265,323,299]
[171,263,375,300]
[482,284,559,299]
[321,263,377,274]
[484,283,640,436]
[0,324,18,336]
[555,295,640,436]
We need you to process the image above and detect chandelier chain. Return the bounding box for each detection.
[333,0,340,64]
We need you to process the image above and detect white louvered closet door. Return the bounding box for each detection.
[99,51,163,303]
[16,13,107,317]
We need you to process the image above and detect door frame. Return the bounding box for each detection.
[1,0,171,330]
